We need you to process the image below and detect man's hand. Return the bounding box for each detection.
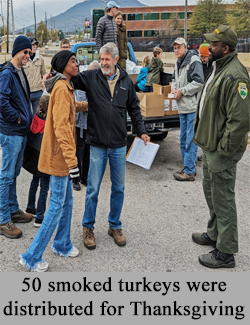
[171,88,177,94]
[141,134,150,145]
[42,72,52,88]
[174,89,182,100]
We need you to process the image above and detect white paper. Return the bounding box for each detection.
[172,99,178,111]
[126,137,160,170]
[164,99,170,111]
[168,93,175,98]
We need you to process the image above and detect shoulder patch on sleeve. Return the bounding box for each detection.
[238,82,248,100]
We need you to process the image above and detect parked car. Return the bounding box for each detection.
[71,41,137,66]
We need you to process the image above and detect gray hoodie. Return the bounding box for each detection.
[44,73,73,93]
[171,50,204,114]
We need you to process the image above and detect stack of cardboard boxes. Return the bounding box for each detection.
[128,74,179,118]
[139,84,179,117]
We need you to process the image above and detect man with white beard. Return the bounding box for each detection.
[70,43,150,249]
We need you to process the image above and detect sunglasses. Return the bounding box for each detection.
[23,50,32,56]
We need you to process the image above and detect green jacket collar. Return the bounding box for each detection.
[215,50,237,71]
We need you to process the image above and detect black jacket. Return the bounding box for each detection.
[72,66,146,148]
[95,14,117,52]
[202,60,213,81]
[22,113,48,177]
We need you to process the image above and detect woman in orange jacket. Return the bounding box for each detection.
[20,51,88,272]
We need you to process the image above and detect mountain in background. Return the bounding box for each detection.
[17,0,146,33]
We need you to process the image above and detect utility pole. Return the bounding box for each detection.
[7,0,9,53]
[1,0,3,17]
[33,1,36,38]
[184,0,187,41]
[50,15,52,42]
[11,0,14,45]
[45,11,47,44]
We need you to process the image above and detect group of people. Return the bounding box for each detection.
[0,35,149,272]
[0,2,249,272]
[96,1,127,71]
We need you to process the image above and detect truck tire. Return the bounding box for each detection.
[151,132,168,141]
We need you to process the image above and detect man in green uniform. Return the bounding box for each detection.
[192,25,250,268]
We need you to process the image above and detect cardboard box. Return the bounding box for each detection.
[164,99,179,116]
[140,93,164,117]
[153,84,171,98]
[129,74,138,84]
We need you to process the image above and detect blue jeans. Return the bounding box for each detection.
[0,133,27,224]
[179,112,198,175]
[82,145,126,230]
[30,90,43,116]
[27,175,50,220]
[20,175,74,271]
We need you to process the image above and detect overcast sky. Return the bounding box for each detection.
[1,0,229,30]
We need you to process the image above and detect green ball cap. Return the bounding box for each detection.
[204,25,237,47]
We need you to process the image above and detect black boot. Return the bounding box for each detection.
[199,248,235,269]
[192,232,217,247]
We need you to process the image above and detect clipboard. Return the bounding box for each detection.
[126,137,160,170]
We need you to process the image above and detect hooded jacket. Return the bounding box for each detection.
[117,24,127,70]
[171,50,204,114]
[38,74,88,176]
[71,65,146,148]
[136,66,149,92]
[95,14,117,52]
[23,50,46,92]
[193,51,250,157]
[0,61,32,137]
[145,57,164,86]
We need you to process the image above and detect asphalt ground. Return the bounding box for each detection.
[0,130,249,272]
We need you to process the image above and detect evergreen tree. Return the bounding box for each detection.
[189,0,226,37]
[58,30,64,40]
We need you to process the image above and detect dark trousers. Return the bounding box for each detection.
[202,150,244,254]
[27,175,50,220]
[75,127,90,184]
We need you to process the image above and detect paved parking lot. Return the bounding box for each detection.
[0,130,249,272]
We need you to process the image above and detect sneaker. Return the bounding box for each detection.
[83,228,96,250]
[68,246,79,257]
[26,207,37,216]
[173,171,195,181]
[34,218,43,228]
[11,209,33,223]
[20,259,48,272]
[192,232,217,248]
[108,228,126,247]
[198,248,235,269]
[0,221,22,239]
[73,182,81,191]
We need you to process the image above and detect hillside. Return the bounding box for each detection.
[17,0,146,33]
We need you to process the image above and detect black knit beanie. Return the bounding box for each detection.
[51,51,76,73]
[12,36,32,57]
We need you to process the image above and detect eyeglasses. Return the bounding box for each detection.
[61,46,70,49]
[23,50,32,56]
